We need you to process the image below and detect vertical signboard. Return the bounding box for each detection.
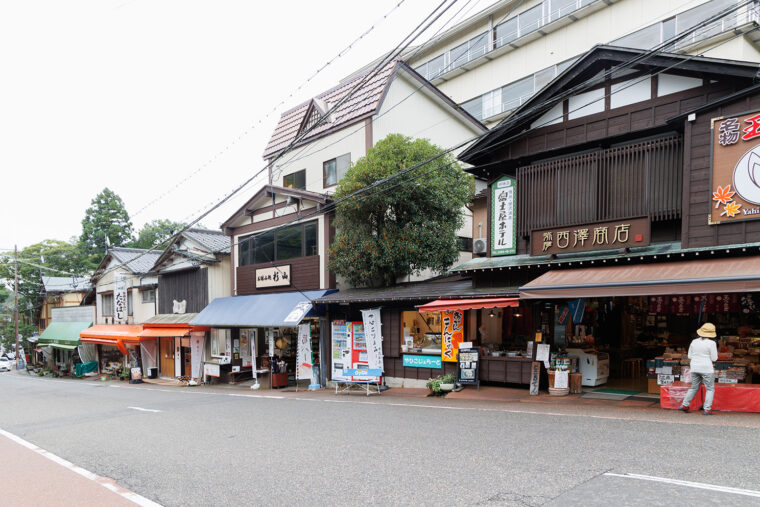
[361,308,383,373]
[190,333,204,379]
[491,175,517,256]
[441,310,464,363]
[296,323,313,382]
[113,272,128,324]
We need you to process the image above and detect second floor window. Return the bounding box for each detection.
[101,293,113,316]
[239,221,318,266]
[283,169,306,189]
[323,153,351,187]
[141,289,155,303]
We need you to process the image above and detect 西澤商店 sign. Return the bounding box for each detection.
[711,110,760,224]
[491,175,516,256]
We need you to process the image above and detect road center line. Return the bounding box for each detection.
[128,406,161,413]
[603,473,760,498]
[0,427,161,506]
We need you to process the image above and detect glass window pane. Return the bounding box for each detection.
[534,66,556,92]
[427,54,445,79]
[239,237,250,266]
[415,62,428,79]
[550,0,578,21]
[276,225,303,260]
[323,159,337,186]
[336,154,351,182]
[613,24,660,49]
[283,169,305,189]
[482,90,502,119]
[461,96,482,120]
[495,18,518,47]
[449,41,468,70]
[502,76,534,112]
[469,32,489,59]
[304,223,318,257]
[662,17,676,42]
[518,5,542,36]
[253,230,275,264]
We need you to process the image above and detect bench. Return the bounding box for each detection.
[334,369,382,396]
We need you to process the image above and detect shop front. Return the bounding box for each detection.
[38,321,92,375]
[190,290,333,386]
[139,314,209,381]
[79,325,146,379]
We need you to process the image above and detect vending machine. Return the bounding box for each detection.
[331,321,351,381]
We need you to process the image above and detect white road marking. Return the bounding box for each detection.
[127,406,161,413]
[604,473,760,498]
[0,428,162,506]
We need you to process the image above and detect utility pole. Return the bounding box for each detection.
[14,244,19,363]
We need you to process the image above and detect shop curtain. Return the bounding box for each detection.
[77,343,97,363]
[140,341,157,371]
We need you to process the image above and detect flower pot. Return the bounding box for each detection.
[440,383,454,391]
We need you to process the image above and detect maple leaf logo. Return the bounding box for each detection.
[721,201,742,217]
[712,185,735,207]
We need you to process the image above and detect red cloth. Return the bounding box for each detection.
[660,381,760,412]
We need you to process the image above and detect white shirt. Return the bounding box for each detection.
[688,337,718,374]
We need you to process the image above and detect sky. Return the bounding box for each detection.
[0,0,498,251]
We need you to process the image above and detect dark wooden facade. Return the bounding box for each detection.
[236,256,321,295]
[158,268,209,314]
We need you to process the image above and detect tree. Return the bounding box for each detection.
[131,219,186,249]
[328,134,474,287]
[79,188,133,262]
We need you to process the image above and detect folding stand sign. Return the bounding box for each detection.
[457,348,479,390]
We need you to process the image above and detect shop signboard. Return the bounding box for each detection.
[657,374,675,386]
[457,348,479,387]
[530,217,650,255]
[402,355,442,369]
[710,110,760,224]
[361,308,383,372]
[203,363,220,378]
[490,175,517,256]
[255,265,291,288]
[441,310,464,363]
[296,323,313,381]
[113,272,128,324]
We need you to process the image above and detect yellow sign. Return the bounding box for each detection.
[441,310,464,362]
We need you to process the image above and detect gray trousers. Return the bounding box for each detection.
[682,372,715,411]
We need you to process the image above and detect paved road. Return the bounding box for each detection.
[1,372,758,506]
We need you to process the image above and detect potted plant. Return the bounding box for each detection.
[440,374,456,392]
[426,377,442,395]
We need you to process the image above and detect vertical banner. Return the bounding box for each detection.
[491,175,517,256]
[113,272,128,324]
[361,308,383,372]
[296,323,313,381]
[441,310,464,362]
[190,333,204,379]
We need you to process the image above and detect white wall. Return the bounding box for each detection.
[208,256,232,300]
[95,259,156,324]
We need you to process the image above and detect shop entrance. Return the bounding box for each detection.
[181,346,191,376]
[159,337,174,378]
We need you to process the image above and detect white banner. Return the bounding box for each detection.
[190,333,205,379]
[361,308,383,372]
[139,341,156,372]
[114,272,128,324]
[296,323,313,381]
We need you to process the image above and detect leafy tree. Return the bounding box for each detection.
[130,219,186,249]
[328,134,474,287]
[79,188,133,262]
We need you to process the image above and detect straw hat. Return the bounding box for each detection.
[697,322,717,338]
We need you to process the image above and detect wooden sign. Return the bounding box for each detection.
[529,361,541,395]
[530,217,650,255]
[710,110,760,224]
[255,265,291,288]
[491,175,517,256]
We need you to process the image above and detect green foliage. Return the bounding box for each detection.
[328,134,474,287]
[79,188,134,263]
[130,219,186,249]
[441,373,457,384]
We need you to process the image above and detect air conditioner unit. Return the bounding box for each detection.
[473,238,487,254]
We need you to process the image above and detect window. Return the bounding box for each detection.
[128,291,133,316]
[101,293,113,316]
[495,17,518,47]
[501,76,534,113]
[482,90,502,119]
[239,221,319,266]
[426,54,446,79]
[461,96,483,120]
[549,0,579,21]
[323,153,351,187]
[518,5,543,36]
[283,169,306,189]
[141,289,156,304]
[458,236,473,252]
[210,328,230,358]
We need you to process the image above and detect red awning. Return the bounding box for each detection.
[80,325,145,354]
[138,327,192,338]
[417,297,520,312]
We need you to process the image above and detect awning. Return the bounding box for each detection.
[417,297,520,313]
[80,325,145,354]
[38,321,91,349]
[190,290,336,327]
[138,327,192,338]
[519,256,760,299]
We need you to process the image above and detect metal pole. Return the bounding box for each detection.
[14,245,19,362]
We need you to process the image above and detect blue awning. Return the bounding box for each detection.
[190,290,337,327]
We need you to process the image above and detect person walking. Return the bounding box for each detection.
[680,323,719,415]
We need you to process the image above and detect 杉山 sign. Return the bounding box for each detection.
[711,110,760,224]
[491,175,516,256]
[255,265,291,288]
[530,217,650,255]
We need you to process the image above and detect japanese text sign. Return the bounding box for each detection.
[296,323,313,381]
[255,265,291,288]
[711,110,760,224]
[530,217,650,255]
[361,308,384,372]
[441,310,464,363]
[491,176,517,256]
[113,272,128,324]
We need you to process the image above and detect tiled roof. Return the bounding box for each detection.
[184,228,230,254]
[143,313,199,325]
[109,247,162,275]
[262,60,398,159]
[42,276,91,293]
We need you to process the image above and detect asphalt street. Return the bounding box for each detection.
[0,372,758,506]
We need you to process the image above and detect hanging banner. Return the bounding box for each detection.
[567,298,585,324]
[491,175,517,256]
[190,333,204,379]
[113,272,128,324]
[361,308,383,372]
[441,310,464,363]
[296,323,313,381]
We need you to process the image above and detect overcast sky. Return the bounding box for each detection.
[1,0,497,250]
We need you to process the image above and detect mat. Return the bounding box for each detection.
[592,388,640,395]
[581,392,631,400]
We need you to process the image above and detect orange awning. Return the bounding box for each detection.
[80,325,145,354]
[138,327,192,338]
[417,297,520,313]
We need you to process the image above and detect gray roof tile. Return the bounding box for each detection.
[109,247,162,275]
[42,276,91,293]
[184,228,230,254]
